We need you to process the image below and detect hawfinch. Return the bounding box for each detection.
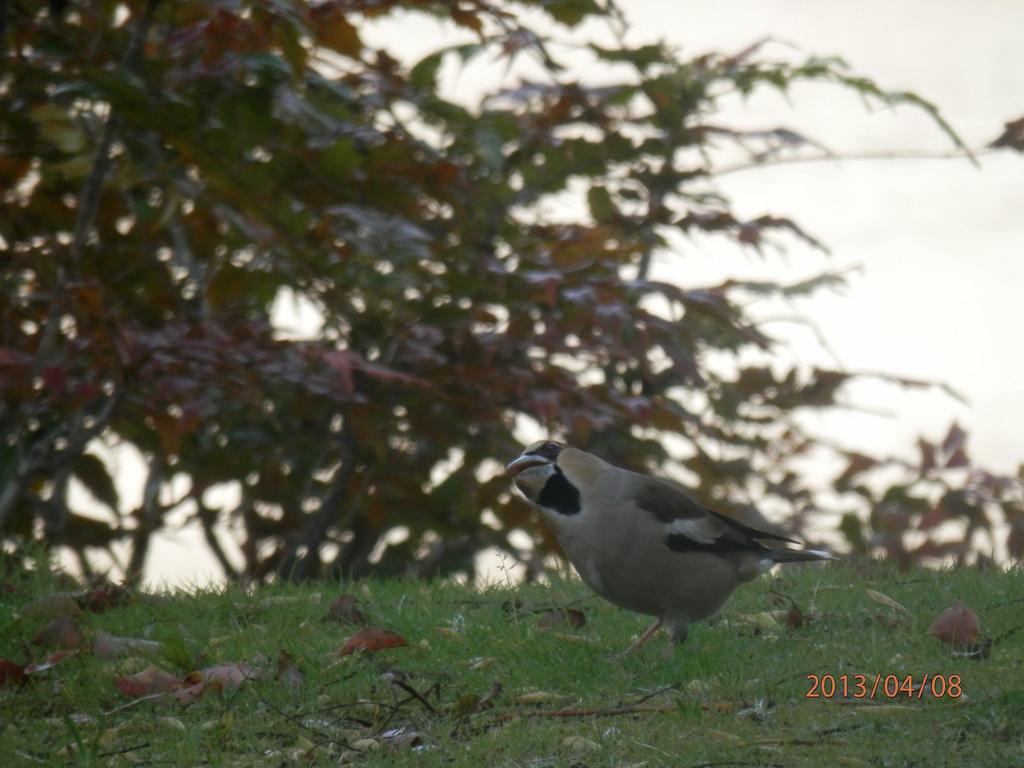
[506,441,834,649]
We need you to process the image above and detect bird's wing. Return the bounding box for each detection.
[635,477,798,554]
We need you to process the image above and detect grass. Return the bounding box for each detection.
[1,559,1022,767]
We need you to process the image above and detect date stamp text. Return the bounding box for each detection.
[805,673,962,700]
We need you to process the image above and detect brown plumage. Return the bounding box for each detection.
[507,441,834,648]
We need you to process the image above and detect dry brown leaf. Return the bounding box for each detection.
[928,601,980,646]
[561,736,600,751]
[78,586,131,613]
[276,649,304,690]
[114,665,184,697]
[0,659,27,686]
[865,588,908,613]
[433,627,463,640]
[24,649,78,675]
[92,631,162,660]
[197,661,262,689]
[326,594,367,625]
[340,627,408,656]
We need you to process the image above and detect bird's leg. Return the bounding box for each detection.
[622,618,663,654]
[667,621,689,645]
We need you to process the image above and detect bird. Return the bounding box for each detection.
[506,440,835,650]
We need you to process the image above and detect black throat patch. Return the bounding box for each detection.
[537,468,581,516]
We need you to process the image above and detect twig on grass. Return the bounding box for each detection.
[97,742,150,759]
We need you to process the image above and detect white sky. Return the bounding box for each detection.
[137,0,1024,586]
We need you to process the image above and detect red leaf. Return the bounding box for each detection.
[0,659,27,687]
[25,649,78,674]
[79,586,132,613]
[940,423,967,462]
[945,447,969,469]
[340,627,408,656]
[114,665,184,697]
[928,601,980,647]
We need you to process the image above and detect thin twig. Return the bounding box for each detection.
[714,147,995,178]
[97,743,150,759]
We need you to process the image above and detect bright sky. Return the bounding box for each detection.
[138,0,1024,587]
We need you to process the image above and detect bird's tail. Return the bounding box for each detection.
[767,547,838,564]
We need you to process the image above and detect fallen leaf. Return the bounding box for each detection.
[115,665,184,697]
[326,593,367,625]
[79,586,131,613]
[561,735,600,751]
[433,627,464,640]
[196,661,262,689]
[32,615,85,650]
[536,608,586,630]
[380,727,422,750]
[0,659,27,686]
[276,649,304,690]
[340,627,407,656]
[172,682,207,704]
[93,631,162,660]
[25,649,78,674]
[865,588,908,613]
[929,601,980,646]
[156,716,186,731]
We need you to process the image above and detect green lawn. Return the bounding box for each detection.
[1,560,1021,767]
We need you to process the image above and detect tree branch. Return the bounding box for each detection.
[195,495,239,581]
[278,418,357,581]
[713,147,995,178]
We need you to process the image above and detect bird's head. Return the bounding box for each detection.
[506,440,602,516]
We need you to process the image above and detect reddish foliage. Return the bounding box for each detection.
[928,601,981,647]
[0,0,1011,585]
[0,660,27,687]
[340,627,408,656]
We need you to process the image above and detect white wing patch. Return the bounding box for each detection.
[666,517,722,545]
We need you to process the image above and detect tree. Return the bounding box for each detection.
[2,0,1020,583]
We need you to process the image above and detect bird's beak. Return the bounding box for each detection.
[505,454,551,478]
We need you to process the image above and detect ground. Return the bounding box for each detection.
[1,560,1021,767]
